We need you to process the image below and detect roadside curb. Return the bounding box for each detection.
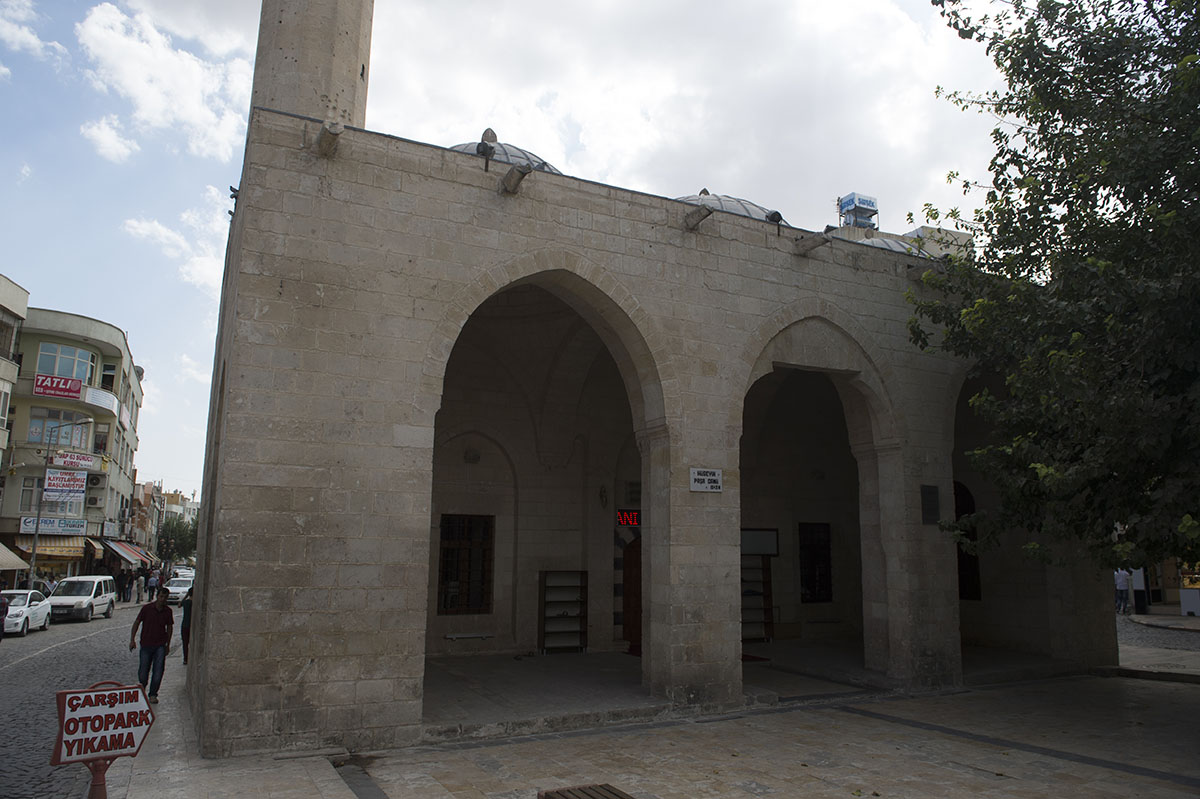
[1128,615,1200,633]
[1092,665,1200,685]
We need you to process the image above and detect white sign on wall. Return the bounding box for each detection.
[689,468,723,492]
[52,451,100,471]
[44,469,87,503]
[20,516,87,534]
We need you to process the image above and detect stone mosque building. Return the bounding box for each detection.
[192,0,1115,757]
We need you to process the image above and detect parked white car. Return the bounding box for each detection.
[48,575,117,622]
[2,590,52,636]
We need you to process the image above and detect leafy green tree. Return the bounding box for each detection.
[158,515,198,561]
[909,0,1200,565]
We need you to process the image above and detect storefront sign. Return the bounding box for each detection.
[20,516,87,535]
[615,509,640,527]
[34,374,83,399]
[689,468,723,492]
[44,469,87,503]
[52,451,99,471]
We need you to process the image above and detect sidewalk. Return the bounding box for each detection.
[100,621,1200,799]
[1128,602,1200,633]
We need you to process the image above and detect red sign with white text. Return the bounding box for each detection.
[51,683,156,765]
[34,374,83,399]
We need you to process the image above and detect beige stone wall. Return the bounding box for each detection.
[193,107,1111,755]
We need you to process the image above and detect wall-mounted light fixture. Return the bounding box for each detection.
[476,127,498,171]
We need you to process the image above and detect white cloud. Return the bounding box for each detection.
[0,61,9,80]
[76,3,251,162]
[179,353,209,383]
[367,0,1002,231]
[124,185,231,297]
[0,0,66,64]
[123,0,258,58]
[17,162,30,182]
[80,114,141,162]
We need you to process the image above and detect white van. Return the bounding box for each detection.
[48,575,117,622]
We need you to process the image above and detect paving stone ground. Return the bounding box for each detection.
[6,602,1197,799]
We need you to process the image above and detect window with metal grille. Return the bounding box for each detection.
[437,514,494,614]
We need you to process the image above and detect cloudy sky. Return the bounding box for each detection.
[0,0,1001,499]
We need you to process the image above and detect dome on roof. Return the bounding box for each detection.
[675,189,785,224]
[450,129,562,175]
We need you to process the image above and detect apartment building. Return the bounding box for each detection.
[0,297,145,579]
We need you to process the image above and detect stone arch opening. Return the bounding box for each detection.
[419,263,672,730]
[738,312,899,682]
[951,375,1056,656]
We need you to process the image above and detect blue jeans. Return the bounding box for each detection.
[138,644,167,697]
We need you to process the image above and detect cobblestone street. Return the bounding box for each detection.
[0,605,153,799]
[1117,613,1200,651]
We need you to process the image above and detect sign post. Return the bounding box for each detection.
[51,681,156,799]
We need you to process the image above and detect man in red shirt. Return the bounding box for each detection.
[129,590,173,703]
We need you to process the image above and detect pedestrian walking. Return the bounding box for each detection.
[1115,568,1132,614]
[180,588,193,665]
[136,573,145,603]
[129,590,173,704]
[147,571,159,599]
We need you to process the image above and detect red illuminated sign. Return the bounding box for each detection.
[616,509,640,527]
[34,374,83,399]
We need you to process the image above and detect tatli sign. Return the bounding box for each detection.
[52,681,156,799]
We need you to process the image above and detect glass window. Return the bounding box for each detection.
[27,408,91,448]
[100,363,116,392]
[93,423,109,456]
[36,343,96,383]
[20,476,35,512]
[20,476,83,516]
[0,311,19,359]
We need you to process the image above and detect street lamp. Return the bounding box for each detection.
[29,417,94,587]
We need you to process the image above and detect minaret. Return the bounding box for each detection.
[251,0,374,127]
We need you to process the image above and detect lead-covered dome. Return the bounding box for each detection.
[450,128,562,175]
[675,188,785,224]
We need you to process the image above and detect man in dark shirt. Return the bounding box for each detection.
[129,590,173,703]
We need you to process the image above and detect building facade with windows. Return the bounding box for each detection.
[163,489,199,526]
[190,0,1116,758]
[130,480,165,552]
[0,303,145,579]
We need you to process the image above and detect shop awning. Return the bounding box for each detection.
[86,538,105,556]
[126,543,156,565]
[102,539,144,565]
[0,541,30,570]
[14,535,85,558]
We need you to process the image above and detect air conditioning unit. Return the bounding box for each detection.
[87,474,104,487]
[87,496,102,507]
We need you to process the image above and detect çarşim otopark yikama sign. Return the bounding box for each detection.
[51,681,156,799]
